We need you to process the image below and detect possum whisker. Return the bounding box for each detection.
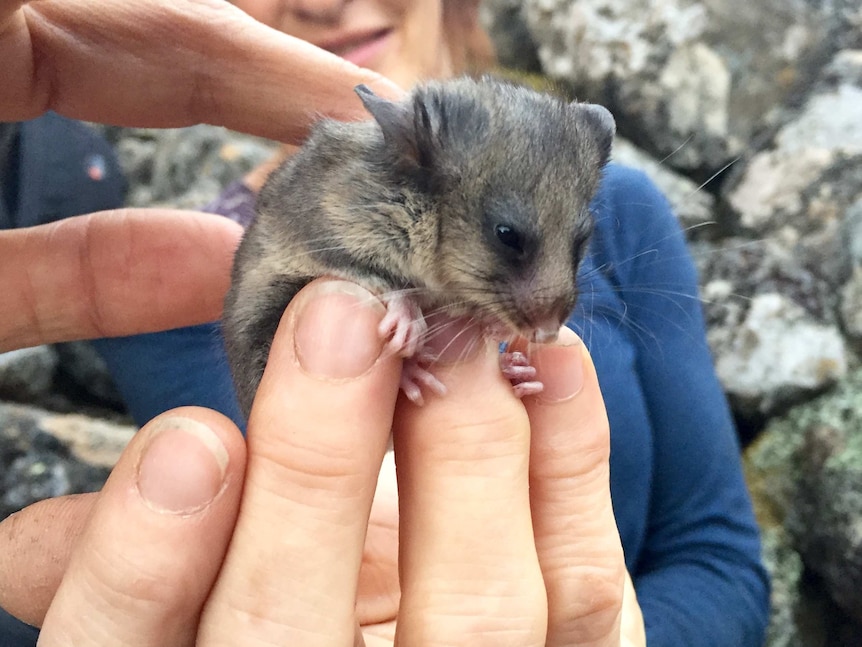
[680,220,720,236]
[420,315,486,365]
[691,156,740,196]
[655,135,694,166]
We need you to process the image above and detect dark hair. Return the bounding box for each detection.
[443,1,496,75]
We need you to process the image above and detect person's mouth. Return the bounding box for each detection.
[319,29,392,68]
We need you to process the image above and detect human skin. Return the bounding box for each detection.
[0,211,242,352]
[232,0,468,189]
[0,273,644,646]
[0,0,645,643]
[233,0,456,88]
[0,0,399,138]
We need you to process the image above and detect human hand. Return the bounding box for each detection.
[0,210,242,351]
[1,0,401,142]
[0,277,645,646]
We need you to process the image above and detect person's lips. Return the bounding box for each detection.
[319,29,392,68]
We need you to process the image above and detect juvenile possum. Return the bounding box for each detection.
[223,77,615,416]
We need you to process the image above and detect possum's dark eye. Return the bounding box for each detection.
[494,224,524,253]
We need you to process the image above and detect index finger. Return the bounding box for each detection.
[1,0,401,141]
[0,210,242,351]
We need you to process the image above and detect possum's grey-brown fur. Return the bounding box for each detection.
[223,77,615,416]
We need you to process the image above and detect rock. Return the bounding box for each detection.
[726,149,835,234]
[0,344,128,418]
[111,125,278,209]
[694,238,855,426]
[38,410,135,468]
[0,347,58,403]
[759,527,804,647]
[843,196,862,268]
[714,51,862,401]
[0,402,134,519]
[754,525,862,647]
[745,371,862,630]
[713,293,847,419]
[53,341,125,409]
[726,51,862,237]
[790,422,862,625]
[840,264,862,345]
[522,0,858,173]
[611,137,716,234]
[695,226,859,424]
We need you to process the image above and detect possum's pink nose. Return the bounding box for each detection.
[530,325,560,344]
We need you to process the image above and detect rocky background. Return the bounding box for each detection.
[2,0,862,644]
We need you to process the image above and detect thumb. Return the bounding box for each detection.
[0,406,246,634]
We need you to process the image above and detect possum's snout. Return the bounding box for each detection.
[529,324,561,344]
[515,289,574,344]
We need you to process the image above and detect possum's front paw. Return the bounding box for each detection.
[378,293,426,358]
[500,351,544,398]
[399,359,447,405]
[378,297,547,404]
[377,294,446,404]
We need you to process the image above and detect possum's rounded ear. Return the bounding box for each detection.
[355,84,424,169]
[574,102,616,166]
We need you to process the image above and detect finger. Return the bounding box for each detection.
[0,493,97,626]
[393,320,547,646]
[356,452,400,627]
[0,210,241,351]
[19,407,246,647]
[2,0,401,140]
[362,620,396,647]
[621,573,646,646]
[199,278,402,646]
[519,329,628,647]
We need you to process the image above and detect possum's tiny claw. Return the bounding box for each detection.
[416,369,447,396]
[502,365,538,381]
[378,310,402,346]
[500,351,536,379]
[512,381,544,398]
[500,351,538,381]
[416,348,438,364]
[503,351,531,367]
[400,359,447,405]
[400,376,424,405]
[379,294,426,357]
[501,352,542,397]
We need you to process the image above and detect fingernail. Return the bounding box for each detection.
[532,331,585,403]
[137,417,228,515]
[293,280,387,378]
[421,314,486,364]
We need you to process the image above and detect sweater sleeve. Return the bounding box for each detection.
[593,165,769,646]
[90,323,245,430]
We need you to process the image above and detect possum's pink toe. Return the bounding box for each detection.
[380,294,426,357]
[512,381,544,398]
[400,358,447,405]
[501,352,543,397]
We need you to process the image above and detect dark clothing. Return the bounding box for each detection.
[0,115,125,229]
[576,166,769,645]
[0,608,38,647]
